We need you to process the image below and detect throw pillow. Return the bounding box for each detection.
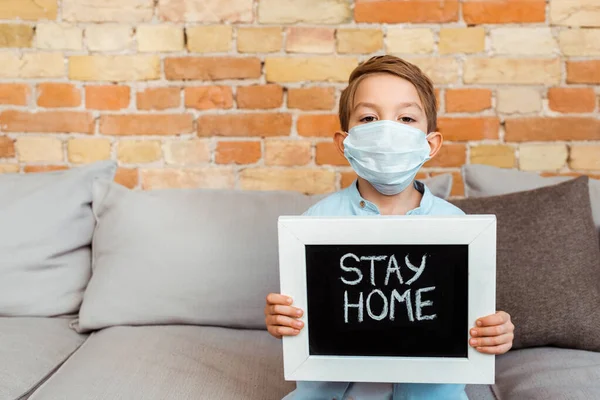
[462,164,600,241]
[452,177,600,352]
[0,161,117,316]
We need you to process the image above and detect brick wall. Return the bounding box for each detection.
[0,0,598,196]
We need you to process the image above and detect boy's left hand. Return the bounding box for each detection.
[469,311,514,355]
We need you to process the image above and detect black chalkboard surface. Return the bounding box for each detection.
[305,244,468,358]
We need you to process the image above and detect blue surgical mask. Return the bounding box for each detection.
[343,120,432,196]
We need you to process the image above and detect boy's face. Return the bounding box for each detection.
[348,73,429,134]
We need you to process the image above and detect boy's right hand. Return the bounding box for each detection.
[264,293,305,339]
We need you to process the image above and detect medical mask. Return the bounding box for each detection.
[343,120,432,196]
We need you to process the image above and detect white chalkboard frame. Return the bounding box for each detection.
[278,215,496,384]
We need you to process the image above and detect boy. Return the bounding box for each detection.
[265,55,515,399]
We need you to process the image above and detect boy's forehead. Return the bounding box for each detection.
[353,74,423,109]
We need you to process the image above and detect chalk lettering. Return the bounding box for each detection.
[390,288,414,322]
[340,253,362,285]
[405,254,427,286]
[416,286,437,321]
[366,289,388,321]
[344,290,364,323]
[384,254,403,286]
[360,255,387,286]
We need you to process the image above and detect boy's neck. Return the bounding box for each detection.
[356,177,423,216]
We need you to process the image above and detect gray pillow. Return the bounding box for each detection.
[463,164,600,241]
[452,177,600,352]
[422,174,453,199]
[75,181,322,332]
[0,161,117,317]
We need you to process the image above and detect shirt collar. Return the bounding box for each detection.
[347,179,434,215]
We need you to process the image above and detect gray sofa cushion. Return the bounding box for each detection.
[493,347,600,399]
[465,385,495,400]
[453,177,600,352]
[76,181,321,332]
[462,164,600,242]
[0,317,88,400]
[0,161,117,317]
[29,325,294,400]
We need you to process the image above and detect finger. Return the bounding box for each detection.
[470,322,514,337]
[476,311,510,327]
[266,315,305,330]
[267,326,282,339]
[470,333,513,348]
[268,305,303,318]
[266,293,293,306]
[270,325,300,337]
[475,342,512,355]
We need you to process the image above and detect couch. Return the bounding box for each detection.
[1,162,599,400]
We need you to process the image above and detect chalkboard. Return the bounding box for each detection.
[305,244,468,358]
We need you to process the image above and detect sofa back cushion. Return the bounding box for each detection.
[0,161,117,316]
[77,175,453,332]
[452,177,600,352]
[463,164,600,246]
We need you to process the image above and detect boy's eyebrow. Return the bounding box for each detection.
[354,101,423,112]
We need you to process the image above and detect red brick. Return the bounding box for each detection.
[115,167,138,189]
[165,57,261,80]
[354,0,459,23]
[0,84,29,105]
[567,61,600,84]
[425,144,466,167]
[197,113,292,137]
[215,141,261,164]
[85,85,130,110]
[24,165,69,173]
[297,114,341,137]
[37,83,81,108]
[137,87,180,110]
[185,86,233,110]
[0,111,94,133]
[100,114,194,135]
[316,142,348,166]
[548,88,596,113]
[0,137,14,158]
[432,171,464,197]
[445,89,492,113]
[264,140,311,166]
[462,0,545,24]
[437,117,499,141]
[286,27,335,53]
[237,84,283,109]
[288,87,336,110]
[505,118,600,142]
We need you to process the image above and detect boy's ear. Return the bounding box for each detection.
[334,131,347,156]
[427,132,443,158]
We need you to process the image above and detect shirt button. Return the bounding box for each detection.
[359,200,366,208]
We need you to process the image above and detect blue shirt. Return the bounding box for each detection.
[284,180,467,400]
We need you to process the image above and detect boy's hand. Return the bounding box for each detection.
[264,293,305,339]
[469,311,514,354]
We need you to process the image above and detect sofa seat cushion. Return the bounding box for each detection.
[494,347,600,399]
[30,325,294,400]
[0,317,88,400]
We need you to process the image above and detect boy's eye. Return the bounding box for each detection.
[399,116,416,123]
[360,116,377,123]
